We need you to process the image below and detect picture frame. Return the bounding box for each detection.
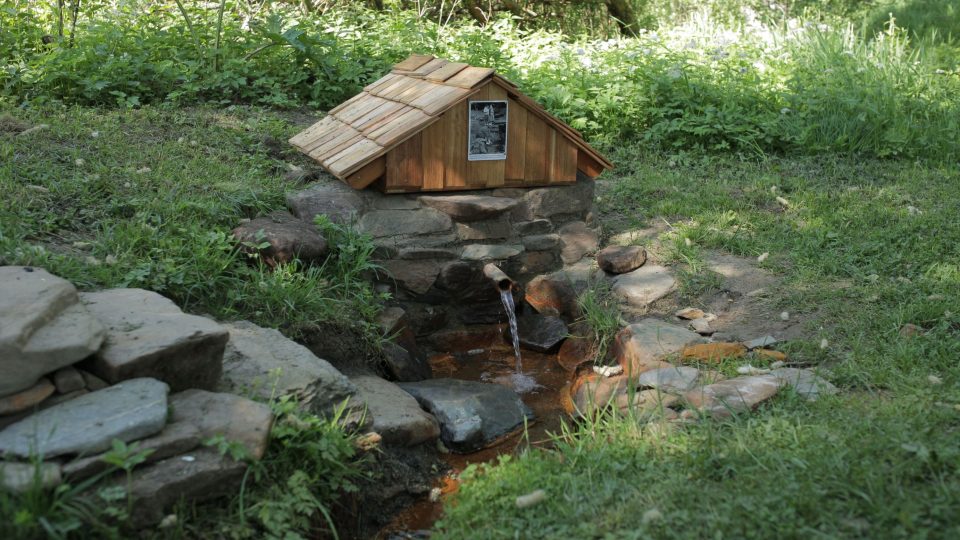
[467,100,508,161]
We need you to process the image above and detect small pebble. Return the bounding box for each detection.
[642,508,663,524]
[180,455,196,462]
[466,348,485,356]
[515,489,546,509]
[737,364,771,375]
[776,196,790,207]
[820,338,829,349]
[158,514,177,529]
[757,252,769,263]
[928,375,943,386]
[90,131,99,138]
[429,487,442,503]
[74,158,85,166]
[780,311,790,321]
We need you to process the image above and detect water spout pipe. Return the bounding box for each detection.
[483,263,514,292]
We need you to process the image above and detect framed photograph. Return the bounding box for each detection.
[467,100,508,161]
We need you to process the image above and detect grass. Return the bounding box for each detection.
[0,104,385,341]
[436,152,960,538]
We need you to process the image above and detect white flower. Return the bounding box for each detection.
[90,131,99,138]
[74,158,85,166]
[667,66,683,79]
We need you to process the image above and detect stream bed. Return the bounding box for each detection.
[378,341,572,538]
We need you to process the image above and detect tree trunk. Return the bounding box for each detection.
[604,0,639,36]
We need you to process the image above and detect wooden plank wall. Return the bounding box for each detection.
[384,80,578,192]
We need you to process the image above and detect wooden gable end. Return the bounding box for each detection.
[380,79,584,193]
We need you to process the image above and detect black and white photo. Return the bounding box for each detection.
[468,100,508,160]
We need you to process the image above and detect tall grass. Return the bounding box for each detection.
[3,4,956,160]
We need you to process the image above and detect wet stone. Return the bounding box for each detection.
[52,367,85,395]
[351,375,440,447]
[597,245,647,274]
[398,379,534,453]
[510,315,568,353]
[380,259,444,295]
[525,273,578,319]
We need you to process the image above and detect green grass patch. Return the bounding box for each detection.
[0,105,384,341]
[438,152,960,538]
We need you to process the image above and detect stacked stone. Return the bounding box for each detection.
[0,266,362,526]
[285,173,600,329]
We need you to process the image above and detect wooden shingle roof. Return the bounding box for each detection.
[290,54,612,184]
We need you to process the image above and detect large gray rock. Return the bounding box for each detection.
[170,389,273,460]
[511,315,568,353]
[63,421,201,481]
[522,234,560,252]
[232,211,328,266]
[597,245,647,274]
[683,375,781,418]
[513,177,595,220]
[351,375,439,446]
[0,378,169,458]
[636,366,702,394]
[218,321,356,415]
[80,289,228,391]
[398,379,533,453]
[1,461,61,493]
[382,341,432,382]
[379,259,444,295]
[419,195,519,221]
[770,368,838,401]
[524,273,578,319]
[358,209,452,238]
[558,221,599,264]
[614,319,705,376]
[286,180,366,224]
[127,448,247,527]
[170,390,273,460]
[0,266,105,397]
[611,264,677,308]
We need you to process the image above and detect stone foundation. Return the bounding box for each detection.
[286,173,600,331]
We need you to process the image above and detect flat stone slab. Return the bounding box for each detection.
[127,448,246,527]
[0,266,105,397]
[0,378,169,458]
[286,180,366,224]
[420,195,519,222]
[80,288,228,391]
[511,315,568,353]
[770,368,838,401]
[597,245,647,274]
[744,335,778,350]
[461,244,523,261]
[636,366,702,394]
[351,375,439,447]
[219,321,356,415]
[559,221,599,265]
[170,389,273,460]
[683,375,781,418]
[0,378,55,416]
[525,273,578,318]
[611,264,677,308]
[380,259,444,295]
[358,209,452,238]
[398,379,533,453]
[1,461,61,493]
[63,420,201,481]
[614,319,705,376]
[232,211,328,266]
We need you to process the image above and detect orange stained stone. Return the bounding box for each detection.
[680,342,747,362]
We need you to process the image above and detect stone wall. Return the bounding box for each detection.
[285,173,600,331]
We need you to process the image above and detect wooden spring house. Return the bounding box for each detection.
[289,54,612,193]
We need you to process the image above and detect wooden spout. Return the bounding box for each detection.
[482,263,514,291]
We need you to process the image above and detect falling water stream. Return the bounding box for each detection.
[498,288,540,394]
